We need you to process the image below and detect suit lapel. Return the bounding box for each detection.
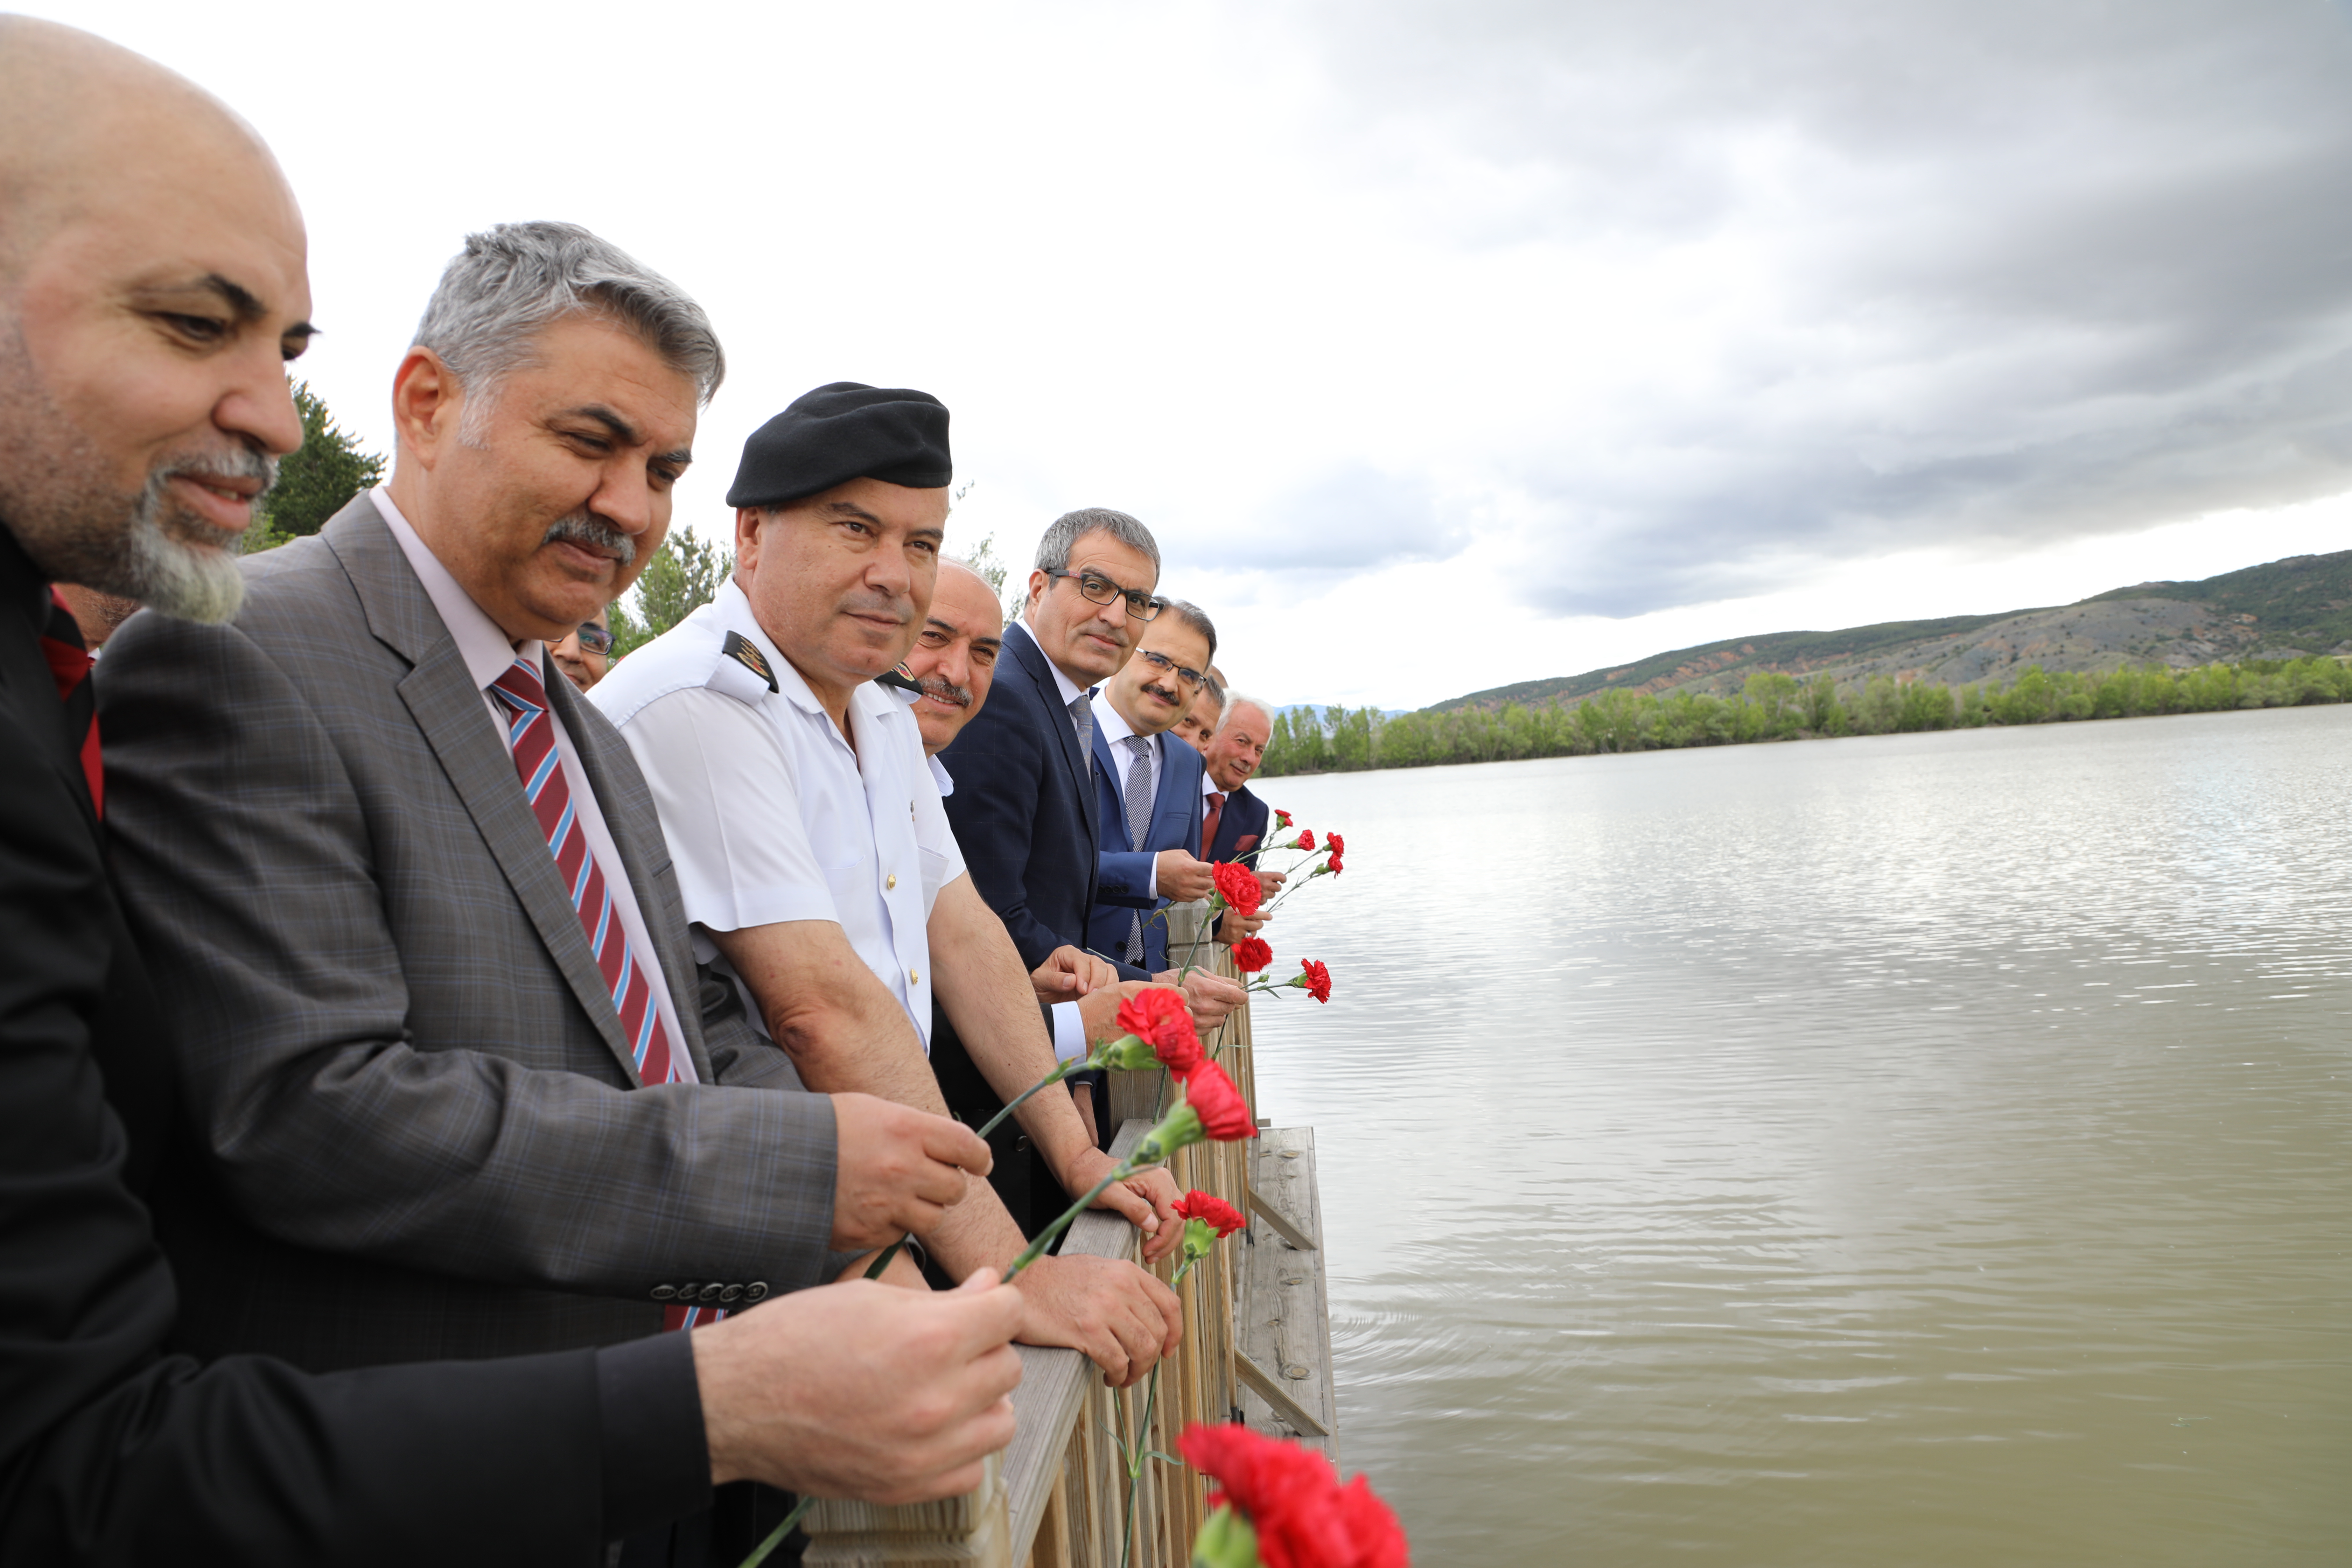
[325,501,644,1086]
[1011,622,1098,841]
[1088,719,1130,851]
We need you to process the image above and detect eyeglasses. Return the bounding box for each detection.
[1046,568,1163,621]
[572,622,614,656]
[1135,648,1205,691]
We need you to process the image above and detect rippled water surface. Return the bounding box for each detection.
[1245,706,2352,1566]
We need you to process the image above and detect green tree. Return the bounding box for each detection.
[247,381,386,551]
[610,527,732,658]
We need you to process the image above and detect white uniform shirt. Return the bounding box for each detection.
[373,486,690,1077]
[591,579,964,1051]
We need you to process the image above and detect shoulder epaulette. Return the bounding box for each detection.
[707,630,779,705]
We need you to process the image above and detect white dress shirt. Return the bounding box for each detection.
[372,485,690,1077]
[592,580,964,1052]
[1090,690,1161,898]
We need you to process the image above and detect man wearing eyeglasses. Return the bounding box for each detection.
[549,603,613,691]
[1085,601,1219,977]
[934,513,1245,1211]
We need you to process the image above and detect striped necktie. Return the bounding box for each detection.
[1122,734,1155,964]
[486,658,710,1330]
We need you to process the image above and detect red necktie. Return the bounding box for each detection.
[1201,791,1225,860]
[39,589,102,817]
[485,658,713,1331]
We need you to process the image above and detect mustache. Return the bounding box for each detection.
[159,442,279,505]
[541,510,636,565]
[916,674,972,708]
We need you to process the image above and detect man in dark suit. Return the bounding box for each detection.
[0,21,1021,1562]
[1086,600,1218,976]
[1203,692,1277,867]
[933,511,1241,1225]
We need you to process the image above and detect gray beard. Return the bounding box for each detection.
[0,316,270,624]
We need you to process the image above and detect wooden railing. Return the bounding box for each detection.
[801,904,1259,1567]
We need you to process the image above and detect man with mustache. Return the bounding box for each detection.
[596,387,1185,1387]
[1085,601,1219,977]
[3,23,1025,1566]
[98,227,1001,1560]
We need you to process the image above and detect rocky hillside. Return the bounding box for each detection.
[1429,550,2352,713]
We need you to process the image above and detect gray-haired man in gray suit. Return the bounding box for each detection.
[98,223,993,1381]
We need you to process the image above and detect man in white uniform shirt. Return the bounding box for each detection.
[597,385,1182,1387]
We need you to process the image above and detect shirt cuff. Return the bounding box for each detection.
[1051,1001,1089,1062]
[597,1330,712,1539]
[1144,855,1158,898]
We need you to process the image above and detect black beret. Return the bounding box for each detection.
[726,381,952,510]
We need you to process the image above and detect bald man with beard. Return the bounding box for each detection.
[0,20,1024,1565]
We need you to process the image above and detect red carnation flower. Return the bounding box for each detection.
[1325,832,1345,876]
[1274,808,1294,829]
[1213,859,1263,916]
[1300,959,1331,1004]
[1116,988,1202,1076]
[1174,1190,1246,1239]
[1179,1424,1409,1568]
[1183,1060,1257,1142]
[1295,828,1315,851]
[1233,935,1274,973]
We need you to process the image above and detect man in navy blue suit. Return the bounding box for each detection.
[1087,602,1219,975]
[936,512,1241,1221]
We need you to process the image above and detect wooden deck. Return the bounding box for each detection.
[799,917,1338,1567]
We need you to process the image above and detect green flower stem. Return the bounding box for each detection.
[1001,1161,1139,1282]
[735,1494,811,1568]
[975,1057,1075,1141]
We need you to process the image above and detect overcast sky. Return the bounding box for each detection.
[42,0,2352,708]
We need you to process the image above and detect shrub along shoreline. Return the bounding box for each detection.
[1258,657,2352,778]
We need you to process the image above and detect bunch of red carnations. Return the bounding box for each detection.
[1181,1423,1407,1568]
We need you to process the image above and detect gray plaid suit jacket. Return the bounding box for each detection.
[97,494,839,1371]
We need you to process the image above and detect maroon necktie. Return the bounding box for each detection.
[485,657,714,1331]
[1201,791,1225,861]
[38,589,101,817]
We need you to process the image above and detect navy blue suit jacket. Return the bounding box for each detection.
[939,621,1128,974]
[1087,723,1206,973]
[1207,780,1272,865]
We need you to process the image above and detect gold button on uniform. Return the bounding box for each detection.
[886,872,898,890]
[910,968,922,986]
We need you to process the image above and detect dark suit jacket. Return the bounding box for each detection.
[0,527,704,1565]
[1086,723,1206,973]
[97,496,838,1371]
[938,620,1147,979]
[1208,780,1271,865]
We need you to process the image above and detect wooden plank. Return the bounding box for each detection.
[1245,1184,1316,1251]
[1002,1124,1148,1566]
[1237,1128,1337,1463]
[1236,1352,1329,1437]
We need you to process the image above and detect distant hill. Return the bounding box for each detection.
[1426,550,2352,714]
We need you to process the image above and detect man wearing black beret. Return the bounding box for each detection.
[596,383,1188,1388]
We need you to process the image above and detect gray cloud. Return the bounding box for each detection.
[1173,462,1464,575]
[1266,0,2352,616]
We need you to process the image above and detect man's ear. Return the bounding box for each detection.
[734,506,765,580]
[1025,568,1049,614]
[388,348,459,471]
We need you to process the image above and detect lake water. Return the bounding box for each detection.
[1244,705,2352,1567]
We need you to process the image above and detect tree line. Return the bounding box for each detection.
[1258,658,2352,777]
